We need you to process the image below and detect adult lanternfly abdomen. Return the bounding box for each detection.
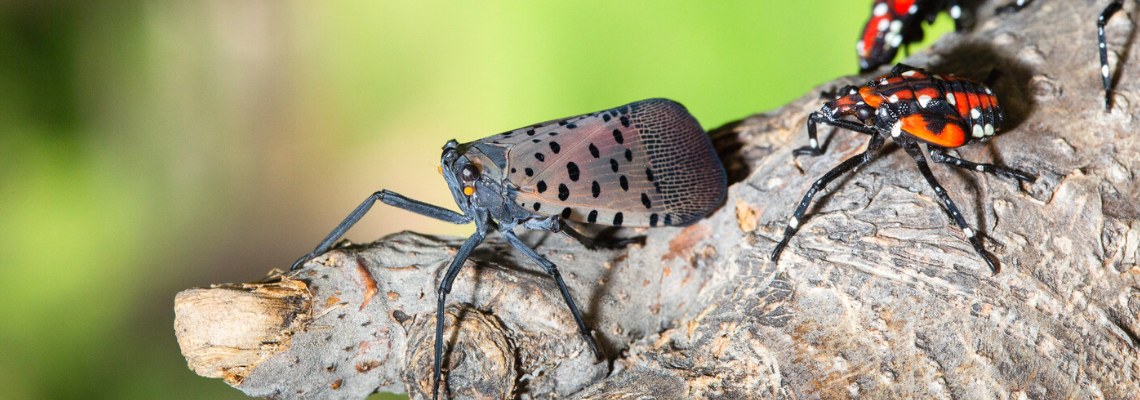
[290,98,727,400]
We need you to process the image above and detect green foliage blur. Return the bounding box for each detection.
[0,1,951,399]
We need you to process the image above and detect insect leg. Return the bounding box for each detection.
[793,113,877,157]
[291,189,472,270]
[1099,0,1125,112]
[500,229,604,361]
[772,133,885,262]
[432,227,487,400]
[904,145,1000,274]
[996,0,1033,14]
[928,148,1037,182]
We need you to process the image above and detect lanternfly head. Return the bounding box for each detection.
[825,89,873,124]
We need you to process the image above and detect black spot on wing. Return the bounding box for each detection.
[558,184,569,201]
[537,181,547,193]
[589,143,600,158]
[567,162,580,181]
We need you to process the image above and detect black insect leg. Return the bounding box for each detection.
[432,226,488,400]
[291,189,473,270]
[904,145,1000,274]
[929,148,1036,182]
[1099,0,1125,112]
[996,0,1033,14]
[772,133,885,262]
[500,229,604,361]
[794,113,877,157]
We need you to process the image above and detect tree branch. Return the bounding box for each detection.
[176,1,1140,398]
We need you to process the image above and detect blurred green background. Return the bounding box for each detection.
[0,1,951,399]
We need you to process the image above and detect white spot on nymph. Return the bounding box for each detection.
[908,4,918,14]
[889,94,899,103]
[970,108,981,119]
[902,70,916,77]
[874,2,888,16]
[1102,65,1110,77]
[984,124,995,136]
[880,78,889,85]
[1017,0,1027,6]
[878,18,890,32]
[1100,41,1106,48]
[950,5,962,19]
[889,34,903,47]
[972,125,984,138]
[857,42,866,56]
[918,95,932,108]
[891,120,903,137]
[810,138,819,148]
[889,20,903,33]
[788,217,799,229]
[976,165,985,172]
[946,93,957,105]
[985,88,993,95]
[856,101,865,106]
[964,227,975,237]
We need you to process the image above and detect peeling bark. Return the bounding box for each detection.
[176,1,1140,398]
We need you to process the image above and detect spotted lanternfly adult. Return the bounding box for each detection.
[290,98,727,400]
[857,0,965,73]
[998,0,1127,111]
[770,64,1035,274]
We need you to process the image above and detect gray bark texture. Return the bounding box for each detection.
[175,1,1140,398]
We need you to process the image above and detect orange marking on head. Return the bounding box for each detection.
[463,186,475,196]
[860,87,884,108]
[901,114,966,147]
[438,165,443,175]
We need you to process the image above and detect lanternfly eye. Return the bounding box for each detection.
[460,164,480,182]
[856,106,875,122]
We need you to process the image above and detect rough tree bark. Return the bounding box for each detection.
[175,1,1140,398]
